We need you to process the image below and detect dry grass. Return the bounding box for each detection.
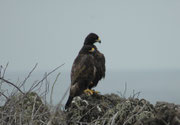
[0,63,66,125]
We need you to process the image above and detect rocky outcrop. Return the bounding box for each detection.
[1,92,180,125]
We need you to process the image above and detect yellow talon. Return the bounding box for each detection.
[84,89,93,95]
[84,89,100,95]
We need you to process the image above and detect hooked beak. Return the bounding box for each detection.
[96,38,101,43]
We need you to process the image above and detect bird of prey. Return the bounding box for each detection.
[84,33,106,90]
[65,45,97,109]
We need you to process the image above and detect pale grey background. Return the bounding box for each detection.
[0,0,180,105]
[0,0,180,71]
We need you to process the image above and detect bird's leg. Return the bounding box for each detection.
[84,89,94,95]
[89,82,100,94]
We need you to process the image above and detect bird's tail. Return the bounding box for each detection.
[65,96,73,109]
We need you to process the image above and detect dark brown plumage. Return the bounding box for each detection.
[65,45,96,109]
[65,33,106,109]
[84,33,106,89]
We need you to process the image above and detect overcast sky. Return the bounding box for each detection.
[0,0,180,72]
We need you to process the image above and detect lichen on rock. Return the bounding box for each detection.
[1,92,50,125]
[64,93,180,125]
[1,92,180,125]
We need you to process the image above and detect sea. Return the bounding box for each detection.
[1,70,180,106]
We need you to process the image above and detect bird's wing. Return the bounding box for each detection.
[71,54,95,85]
[88,50,105,89]
[95,50,106,78]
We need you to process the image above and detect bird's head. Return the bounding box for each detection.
[84,33,101,45]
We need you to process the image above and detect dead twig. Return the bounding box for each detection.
[28,63,64,92]
[47,85,70,125]
[43,72,49,105]
[50,72,61,105]
[0,62,9,87]
[111,112,119,125]
[131,90,141,99]
[117,82,127,98]
[0,65,3,77]
[19,63,38,90]
[2,62,9,78]
[31,95,38,121]
[123,101,147,125]
[79,105,97,122]
[0,77,24,95]
[0,91,8,99]
[39,72,49,98]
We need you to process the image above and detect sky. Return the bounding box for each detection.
[0,0,180,72]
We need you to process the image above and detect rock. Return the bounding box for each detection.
[65,93,180,125]
[1,92,180,125]
[1,92,50,125]
[155,101,180,125]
